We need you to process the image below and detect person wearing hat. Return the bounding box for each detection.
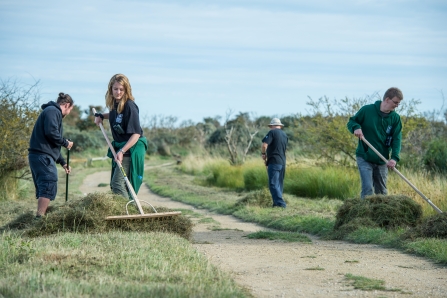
[261,118,288,208]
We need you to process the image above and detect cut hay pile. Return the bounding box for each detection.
[402,212,447,240]
[5,192,193,240]
[236,188,273,208]
[332,194,423,239]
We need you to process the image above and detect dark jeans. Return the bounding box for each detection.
[356,156,388,199]
[267,163,286,208]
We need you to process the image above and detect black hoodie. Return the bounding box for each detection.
[28,101,68,166]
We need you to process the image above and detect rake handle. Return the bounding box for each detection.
[92,108,145,215]
[360,136,442,214]
[65,145,70,202]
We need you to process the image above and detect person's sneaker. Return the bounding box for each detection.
[34,215,42,221]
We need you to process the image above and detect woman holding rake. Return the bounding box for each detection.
[94,74,148,199]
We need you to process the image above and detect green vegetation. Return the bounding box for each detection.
[2,78,447,296]
[0,160,249,297]
[0,80,40,201]
[304,266,325,271]
[246,230,311,242]
[0,231,246,298]
[344,273,402,292]
[180,155,447,215]
[147,165,447,264]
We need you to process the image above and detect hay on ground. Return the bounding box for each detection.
[333,195,423,237]
[402,213,447,240]
[236,188,273,208]
[5,192,193,240]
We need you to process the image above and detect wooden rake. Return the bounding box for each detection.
[361,136,443,214]
[92,108,181,220]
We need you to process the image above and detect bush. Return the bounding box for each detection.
[0,80,40,200]
[423,138,447,174]
[63,126,107,152]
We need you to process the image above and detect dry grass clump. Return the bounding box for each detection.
[236,188,273,208]
[4,192,192,240]
[334,195,423,232]
[402,213,447,240]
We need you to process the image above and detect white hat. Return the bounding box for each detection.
[268,118,284,126]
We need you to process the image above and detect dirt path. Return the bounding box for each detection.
[80,170,447,298]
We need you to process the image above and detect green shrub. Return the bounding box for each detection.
[64,126,107,152]
[423,138,447,174]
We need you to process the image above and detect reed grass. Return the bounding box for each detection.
[179,155,447,214]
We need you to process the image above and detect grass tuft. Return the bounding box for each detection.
[344,273,402,292]
[246,230,311,242]
[236,188,273,208]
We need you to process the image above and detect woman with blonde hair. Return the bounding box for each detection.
[94,74,148,198]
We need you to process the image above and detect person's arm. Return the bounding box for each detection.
[94,112,109,126]
[261,143,268,162]
[115,133,140,163]
[347,107,366,138]
[388,117,403,168]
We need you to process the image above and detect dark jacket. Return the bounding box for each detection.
[28,101,68,166]
[347,100,402,164]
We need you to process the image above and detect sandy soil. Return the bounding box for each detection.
[80,170,447,298]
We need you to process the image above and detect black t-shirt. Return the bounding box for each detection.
[109,100,143,143]
[262,129,288,165]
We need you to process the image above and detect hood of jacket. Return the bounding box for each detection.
[41,101,61,111]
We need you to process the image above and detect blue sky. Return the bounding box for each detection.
[1,0,446,124]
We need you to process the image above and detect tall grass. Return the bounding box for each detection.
[179,155,447,215]
[387,170,447,216]
[204,160,244,189]
[284,166,359,200]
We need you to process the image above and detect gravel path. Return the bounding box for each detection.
[80,170,447,298]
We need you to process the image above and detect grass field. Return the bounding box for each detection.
[0,156,249,298]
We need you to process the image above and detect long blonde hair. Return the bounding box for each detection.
[105,74,135,113]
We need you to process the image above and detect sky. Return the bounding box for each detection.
[1,0,446,125]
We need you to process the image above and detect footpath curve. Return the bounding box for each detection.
[80,169,447,298]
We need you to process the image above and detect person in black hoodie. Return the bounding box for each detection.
[28,93,74,218]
